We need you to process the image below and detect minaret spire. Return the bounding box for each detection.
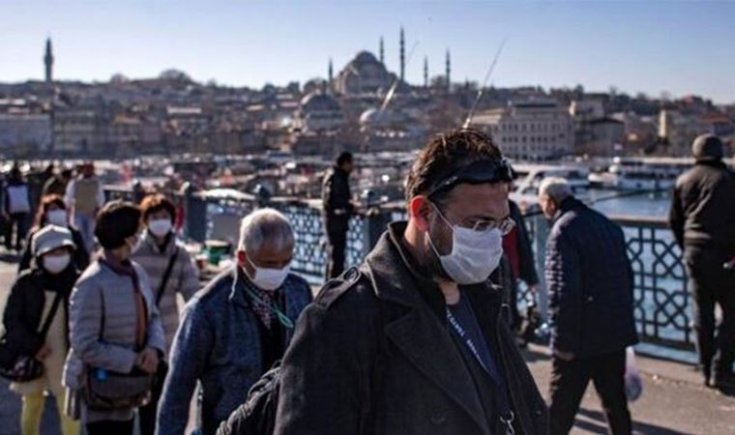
[328,58,334,84]
[423,56,429,88]
[399,27,405,82]
[445,49,451,92]
[44,37,54,83]
[379,36,385,64]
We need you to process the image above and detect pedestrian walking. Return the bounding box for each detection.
[3,225,81,435]
[64,201,166,435]
[275,129,548,435]
[132,194,200,435]
[322,151,355,279]
[156,209,312,435]
[539,177,638,435]
[64,163,106,253]
[4,164,32,252]
[669,134,735,390]
[19,194,90,274]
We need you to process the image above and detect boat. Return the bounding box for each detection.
[589,157,693,191]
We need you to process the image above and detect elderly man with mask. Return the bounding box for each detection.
[156,209,312,435]
[538,177,637,435]
[275,130,547,435]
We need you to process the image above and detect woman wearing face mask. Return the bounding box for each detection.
[19,194,90,274]
[131,194,199,435]
[64,201,166,435]
[3,225,81,435]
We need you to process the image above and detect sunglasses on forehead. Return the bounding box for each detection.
[426,159,515,199]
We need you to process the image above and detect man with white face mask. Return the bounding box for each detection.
[157,208,312,435]
[275,130,548,435]
[132,194,200,435]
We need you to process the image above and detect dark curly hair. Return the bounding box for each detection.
[405,129,503,205]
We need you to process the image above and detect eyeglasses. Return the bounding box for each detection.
[468,216,516,235]
[433,202,516,235]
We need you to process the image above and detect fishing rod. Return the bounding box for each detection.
[358,41,420,152]
[462,38,508,130]
[520,187,665,218]
[380,41,420,113]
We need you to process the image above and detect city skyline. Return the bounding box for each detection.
[2,1,734,103]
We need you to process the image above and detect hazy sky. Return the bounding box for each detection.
[2,1,734,103]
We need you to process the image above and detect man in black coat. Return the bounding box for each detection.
[322,152,355,279]
[539,177,638,435]
[669,134,735,389]
[275,130,548,435]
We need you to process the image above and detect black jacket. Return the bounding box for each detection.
[18,226,90,274]
[322,167,353,224]
[509,200,539,286]
[669,161,735,250]
[545,197,638,358]
[2,266,79,358]
[274,222,548,435]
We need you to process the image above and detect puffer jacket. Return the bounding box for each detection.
[545,197,638,358]
[132,232,200,353]
[64,258,166,423]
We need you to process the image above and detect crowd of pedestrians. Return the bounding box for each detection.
[0,130,732,435]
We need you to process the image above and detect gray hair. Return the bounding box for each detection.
[238,208,295,253]
[538,177,573,203]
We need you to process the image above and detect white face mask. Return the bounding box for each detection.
[246,256,290,291]
[148,219,172,238]
[43,253,71,274]
[428,205,504,285]
[46,210,68,227]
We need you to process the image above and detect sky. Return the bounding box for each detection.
[2,0,734,103]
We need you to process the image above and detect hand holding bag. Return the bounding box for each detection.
[82,265,155,411]
[0,291,64,382]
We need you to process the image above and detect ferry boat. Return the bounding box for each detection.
[588,157,693,191]
[510,164,591,210]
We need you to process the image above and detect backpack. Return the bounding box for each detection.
[216,363,282,435]
[216,266,384,435]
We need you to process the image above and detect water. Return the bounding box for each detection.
[588,189,672,219]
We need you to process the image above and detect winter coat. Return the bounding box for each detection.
[545,197,638,358]
[669,161,735,250]
[274,222,549,435]
[156,267,312,435]
[132,232,200,352]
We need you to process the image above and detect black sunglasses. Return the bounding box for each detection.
[426,159,514,199]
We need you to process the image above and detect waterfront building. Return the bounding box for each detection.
[473,100,575,161]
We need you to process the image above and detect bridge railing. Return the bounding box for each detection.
[106,187,694,353]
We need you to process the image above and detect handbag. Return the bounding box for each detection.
[0,291,64,382]
[82,266,155,411]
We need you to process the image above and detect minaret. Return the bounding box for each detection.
[328,58,334,84]
[44,38,54,83]
[399,27,405,83]
[445,49,451,92]
[423,56,429,88]
[379,36,385,64]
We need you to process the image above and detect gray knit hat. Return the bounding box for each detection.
[32,225,75,257]
[692,134,724,161]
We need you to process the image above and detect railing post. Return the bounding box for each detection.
[531,214,550,321]
[185,189,208,244]
[363,206,392,257]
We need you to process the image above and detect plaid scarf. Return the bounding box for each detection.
[241,271,279,330]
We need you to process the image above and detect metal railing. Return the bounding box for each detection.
[106,187,694,353]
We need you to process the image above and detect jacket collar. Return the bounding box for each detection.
[141,231,175,255]
[552,196,585,223]
[364,221,494,435]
